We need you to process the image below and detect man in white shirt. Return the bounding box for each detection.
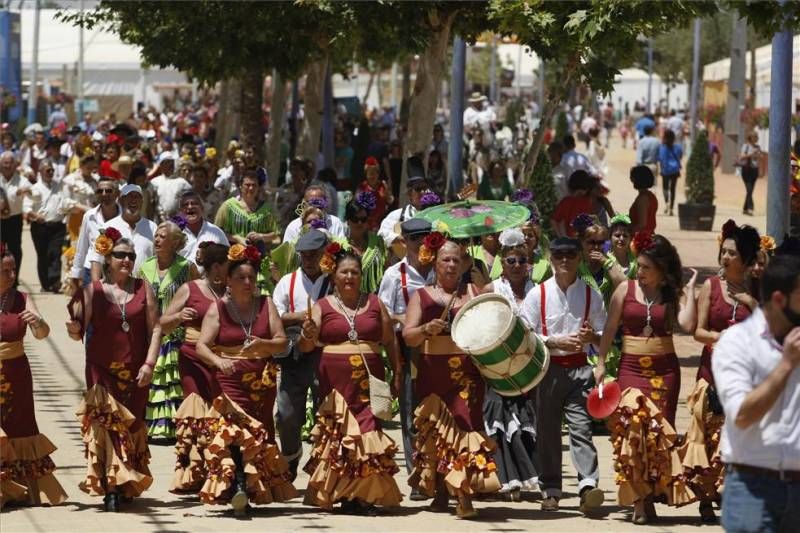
[463,92,496,143]
[378,219,434,497]
[88,184,156,279]
[713,253,800,532]
[22,159,68,292]
[378,175,428,252]
[272,229,331,480]
[281,185,346,243]
[521,237,606,515]
[0,151,30,269]
[547,141,571,201]
[69,178,120,291]
[176,190,228,266]
[666,110,685,144]
[561,134,599,178]
[149,152,192,222]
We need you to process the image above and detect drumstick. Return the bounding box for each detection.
[306,295,312,320]
[599,381,604,399]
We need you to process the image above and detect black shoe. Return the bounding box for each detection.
[103,492,119,512]
[288,457,299,482]
[231,470,248,516]
[409,487,428,501]
[541,496,559,511]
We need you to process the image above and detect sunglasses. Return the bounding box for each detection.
[97,188,115,194]
[406,234,425,242]
[552,250,579,260]
[111,251,136,261]
[411,185,427,192]
[504,256,529,266]
[350,216,368,223]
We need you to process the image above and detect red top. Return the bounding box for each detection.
[621,280,672,338]
[706,276,751,332]
[629,190,658,234]
[87,280,148,368]
[185,281,216,332]
[358,180,390,230]
[318,294,382,345]
[99,159,122,180]
[0,290,27,342]
[215,297,271,347]
[418,286,476,326]
[552,195,594,238]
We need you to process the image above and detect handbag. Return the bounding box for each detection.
[356,342,394,421]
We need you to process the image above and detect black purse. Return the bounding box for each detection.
[707,384,724,416]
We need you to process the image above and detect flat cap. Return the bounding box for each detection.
[295,229,328,252]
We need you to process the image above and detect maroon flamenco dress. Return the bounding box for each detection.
[171,281,222,493]
[609,280,695,507]
[199,297,298,506]
[76,280,153,499]
[409,288,500,498]
[0,291,67,508]
[679,276,750,502]
[303,294,402,510]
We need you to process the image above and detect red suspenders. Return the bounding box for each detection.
[540,282,591,368]
[288,270,297,313]
[400,262,410,306]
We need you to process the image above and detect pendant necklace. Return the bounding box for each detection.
[728,300,739,327]
[228,297,256,347]
[334,291,363,343]
[112,281,132,332]
[642,294,656,338]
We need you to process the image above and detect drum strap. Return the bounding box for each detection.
[289,270,297,313]
[400,262,410,306]
[540,283,591,337]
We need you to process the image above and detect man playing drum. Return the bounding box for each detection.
[521,237,607,515]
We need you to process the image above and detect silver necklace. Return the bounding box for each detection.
[228,297,256,347]
[333,291,364,343]
[111,281,132,332]
[642,293,656,337]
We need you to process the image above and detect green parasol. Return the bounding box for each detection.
[414,199,531,238]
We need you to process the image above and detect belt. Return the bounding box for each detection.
[422,335,464,356]
[323,341,380,355]
[729,463,800,482]
[184,326,201,344]
[214,343,266,360]
[550,352,587,368]
[0,340,24,360]
[622,335,675,356]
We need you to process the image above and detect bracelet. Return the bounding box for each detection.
[299,330,312,341]
[142,361,155,369]
[31,317,45,329]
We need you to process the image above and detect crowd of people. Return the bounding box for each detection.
[0,98,799,532]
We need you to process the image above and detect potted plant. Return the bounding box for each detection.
[678,130,716,231]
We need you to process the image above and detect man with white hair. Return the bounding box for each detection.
[176,190,227,267]
[281,184,346,242]
[0,151,30,269]
[149,152,191,222]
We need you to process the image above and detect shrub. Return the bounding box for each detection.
[685,130,714,205]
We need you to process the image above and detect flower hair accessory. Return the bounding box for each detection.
[205,147,217,161]
[364,156,379,168]
[320,242,343,274]
[631,231,655,256]
[94,227,123,256]
[571,213,596,235]
[309,218,328,230]
[169,214,188,230]
[354,190,377,212]
[307,196,328,211]
[609,213,632,226]
[498,228,526,248]
[255,166,268,186]
[760,235,776,254]
[419,231,446,265]
[420,191,442,209]
[511,188,534,205]
[228,243,262,264]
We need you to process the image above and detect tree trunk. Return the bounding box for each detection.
[402,10,457,203]
[362,69,375,103]
[400,61,412,127]
[240,71,266,165]
[298,57,327,164]
[749,42,757,108]
[215,78,242,155]
[267,70,286,187]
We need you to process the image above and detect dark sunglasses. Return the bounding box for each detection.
[406,233,425,242]
[504,256,529,266]
[350,215,368,223]
[111,251,136,261]
[585,239,606,247]
[411,185,427,192]
[97,187,115,194]
[552,250,579,260]
[43,168,55,173]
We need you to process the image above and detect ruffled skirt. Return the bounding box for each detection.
[146,335,183,439]
[483,388,538,493]
[410,394,501,496]
[608,387,695,507]
[170,393,215,493]
[76,384,153,498]
[303,390,402,510]
[0,428,67,508]
[200,394,298,505]
[678,379,724,502]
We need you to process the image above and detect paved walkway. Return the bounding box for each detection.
[2,135,745,532]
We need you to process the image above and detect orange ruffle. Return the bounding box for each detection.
[0,428,66,508]
[199,394,298,505]
[75,384,153,498]
[302,390,403,510]
[170,393,215,493]
[409,394,501,497]
[678,379,724,501]
[609,387,696,507]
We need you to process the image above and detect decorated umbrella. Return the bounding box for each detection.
[414,199,531,239]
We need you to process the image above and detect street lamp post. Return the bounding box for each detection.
[689,18,702,148]
[448,35,466,195]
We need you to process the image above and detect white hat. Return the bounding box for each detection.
[91,131,105,142]
[499,228,526,248]
[23,123,44,136]
[119,184,143,197]
[468,92,486,104]
[157,151,176,164]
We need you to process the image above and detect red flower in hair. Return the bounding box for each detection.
[364,156,379,167]
[107,133,123,146]
[326,242,342,255]
[720,219,738,241]
[104,227,122,243]
[631,231,655,255]
[243,245,262,263]
[423,231,446,251]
